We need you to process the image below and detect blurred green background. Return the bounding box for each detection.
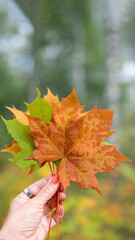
[0,0,135,239]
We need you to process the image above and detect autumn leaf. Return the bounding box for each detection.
[58,143,129,192]
[1,88,131,194]
[26,116,63,163]
[26,89,130,193]
[6,106,29,125]
[6,89,53,126]
[26,89,86,163]
[45,88,86,133]
[44,88,60,107]
[25,88,53,123]
[2,117,40,171]
[2,88,53,172]
[1,140,21,155]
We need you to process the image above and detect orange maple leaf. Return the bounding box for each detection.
[44,88,60,107]
[1,140,21,155]
[6,106,29,125]
[26,89,130,193]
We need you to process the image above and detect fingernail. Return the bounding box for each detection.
[59,202,63,206]
[51,174,59,184]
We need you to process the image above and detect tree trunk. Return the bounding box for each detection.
[16,0,42,102]
[72,11,86,99]
[103,0,120,110]
[103,0,128,109]
[101,0,121,147]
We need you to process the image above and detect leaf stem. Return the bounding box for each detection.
[56,190,59,240]
[53,162,55,175]
[48,162,54,176]
[47,203,55,240]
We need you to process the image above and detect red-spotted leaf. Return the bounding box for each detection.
[27,89,131,193]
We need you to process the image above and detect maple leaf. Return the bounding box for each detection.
[6,106,29,125]
[25,88,53,123]
[1,140,21,155]
[45,88,86,134]
[26,116,63,162]
[1,88,131,194]
[6,89,53,125]
[2,88,53,172]
[44,88,60,107]
[26,89,130,193]
[2,117,40,171]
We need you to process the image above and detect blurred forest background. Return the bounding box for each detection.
[0,0,135,239]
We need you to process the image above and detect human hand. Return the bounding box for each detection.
[0,174,66,240]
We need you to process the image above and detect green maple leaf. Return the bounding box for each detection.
[25,88,53,123]
[2,117,40,171]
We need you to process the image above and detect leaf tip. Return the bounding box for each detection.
[47,87,51,94]
[73,88,76,93]
[93,103,98,110]
[96,188,103,197]
[1,115,6,123]
[24,101,28,107]
[36,87,41,97]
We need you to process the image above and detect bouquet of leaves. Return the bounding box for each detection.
[1,88,131,239]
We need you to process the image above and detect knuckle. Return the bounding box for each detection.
[41,185,53,196]
[10,198,16,206]
[9,198,17,210]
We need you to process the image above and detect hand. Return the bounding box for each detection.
[0,174,66,240]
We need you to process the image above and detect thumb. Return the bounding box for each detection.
[32,174,60,205]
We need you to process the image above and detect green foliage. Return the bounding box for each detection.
[25,88,53,123]
[2,117,40,171]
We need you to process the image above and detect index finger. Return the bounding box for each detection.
[17,174,64,201]
[17,175,53,200]
[28,175,65,195]
[28,174,52,196]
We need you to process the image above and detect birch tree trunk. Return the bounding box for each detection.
[103,0,128,109]
[16,0,42,102]
[72,12,86,99]
[103,0,119,110]
[28,1,41,102]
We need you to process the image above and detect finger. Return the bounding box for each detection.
[48,204,64,228]
[44,192,66,215]
[32,174,60,205]
[17,175,52,200]
[47,191,66,207]
[26,174,52,195]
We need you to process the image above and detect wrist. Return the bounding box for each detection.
[0,224,18,240]
[0,229,12,240]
